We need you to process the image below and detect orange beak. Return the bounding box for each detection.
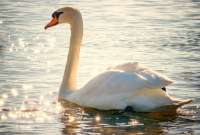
[44,17,58,30]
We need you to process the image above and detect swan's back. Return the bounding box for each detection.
[108,62,173,86]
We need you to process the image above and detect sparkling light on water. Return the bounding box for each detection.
[0,114,7,121]
[9,47,13,52]
[10,89,18,97]
[0,99,5,106]
[128,119,144,126]
[95,115,101,122]
[48,91,54,96]
[8,112,17,119]
[68,115,75,123]
[2,94,8,99]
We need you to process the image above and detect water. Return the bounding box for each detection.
[0,0,200,134]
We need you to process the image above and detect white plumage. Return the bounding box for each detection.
[65,62,183,112]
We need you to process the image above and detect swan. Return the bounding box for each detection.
[44,7,192,112]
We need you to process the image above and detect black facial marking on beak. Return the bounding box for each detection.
[52,11,64,19]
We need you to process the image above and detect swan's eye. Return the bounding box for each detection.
[52,11,63,19]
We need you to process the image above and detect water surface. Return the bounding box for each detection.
[0,0,200,134]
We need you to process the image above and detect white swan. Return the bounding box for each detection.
[45,7,191,112]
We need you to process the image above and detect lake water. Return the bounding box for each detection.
[0,0,200,134]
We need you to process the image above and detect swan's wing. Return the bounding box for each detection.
[67,70,179,111]
[108,62,173,87]
[107,62,141,72]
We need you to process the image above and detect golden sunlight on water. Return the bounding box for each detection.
[0,90,64,124]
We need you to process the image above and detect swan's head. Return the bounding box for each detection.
[45,7,80,29]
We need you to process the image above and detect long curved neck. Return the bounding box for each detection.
[60,12,83,92]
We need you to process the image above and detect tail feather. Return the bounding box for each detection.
[174,99,192,107]
[150,99,192,113]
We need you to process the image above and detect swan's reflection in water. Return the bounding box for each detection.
[59,101,194,135]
